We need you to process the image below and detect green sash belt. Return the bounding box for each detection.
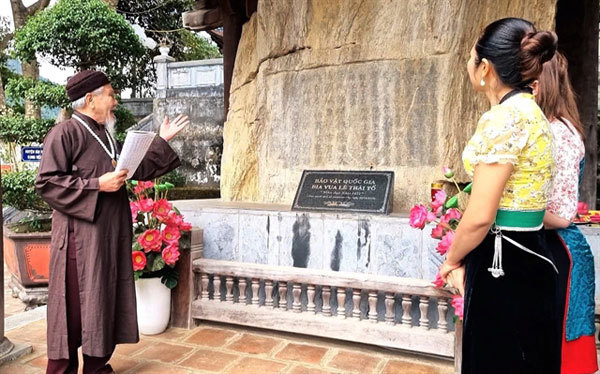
[495,209,545,229]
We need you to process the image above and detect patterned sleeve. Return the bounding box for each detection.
[546,121,583,221]
[468,107,529,166]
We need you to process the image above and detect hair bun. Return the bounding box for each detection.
[520,31,558,82]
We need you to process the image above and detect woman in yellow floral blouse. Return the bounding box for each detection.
[439,18,560,373]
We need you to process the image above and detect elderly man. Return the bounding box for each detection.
[36,70,189,374]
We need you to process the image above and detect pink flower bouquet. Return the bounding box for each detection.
[409,167,470,321]
[128,179,191,289]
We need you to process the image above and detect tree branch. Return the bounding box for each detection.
[0,32,13,51]
[26,0,51,16]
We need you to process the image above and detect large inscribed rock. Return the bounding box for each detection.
[221,0,556,210]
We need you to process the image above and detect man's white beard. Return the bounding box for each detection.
[104,113,116,136]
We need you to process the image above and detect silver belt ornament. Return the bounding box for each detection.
[488,226,558,278]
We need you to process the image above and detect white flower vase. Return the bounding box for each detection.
[135,277,171,335]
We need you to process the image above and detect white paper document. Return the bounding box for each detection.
[115,131,156,179]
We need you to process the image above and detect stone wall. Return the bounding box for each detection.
[174,200,600,306]
[120,98,153,121]
[220,0,557,211]
[153,55,225,188]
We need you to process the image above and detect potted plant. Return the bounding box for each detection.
[2,168,53,309]
[129,178,191,335]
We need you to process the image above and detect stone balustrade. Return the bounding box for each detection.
[192,258,459,367]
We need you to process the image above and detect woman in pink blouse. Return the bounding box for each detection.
[533,52,598,374]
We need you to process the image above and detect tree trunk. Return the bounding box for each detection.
[10,0,49,120]
[0,69,5,110]
[21,61,41,119]
[103,0,119,9]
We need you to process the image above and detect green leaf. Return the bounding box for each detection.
[161,269,179,289]
[2,170,51,212]
[134,270,142,281]
[463,183,473,194]
[150,256,165,272]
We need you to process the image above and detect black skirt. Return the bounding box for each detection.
[462,229,560,374]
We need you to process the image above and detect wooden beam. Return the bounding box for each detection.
[182,8,223,31]
[170,228,204,329]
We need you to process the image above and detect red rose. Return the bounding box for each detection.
[162,244,180,266]
[132,251,147,271]
[152,199,172,221]
[137,229,162,252]
[161,226,181,245]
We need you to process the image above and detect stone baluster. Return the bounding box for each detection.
[213,275,221,301]
[278,281,288,310]
[438,298,449,332]
[384,293,395,325]
[368,291,378,322]
[265,280,274,308]
[200,273,209,300]
[251,279,260,306]
[419,296,430,329]
[321,286,332,316]
[401,295,412,326]
[352,289,361,320]
[337,287,346,318]
[238,278,248,304]
[225,276,234,303]
[307,285,316,313]
[292,283,302,313]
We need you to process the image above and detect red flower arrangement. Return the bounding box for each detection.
[128,179,191,289]
[409,166,471,321]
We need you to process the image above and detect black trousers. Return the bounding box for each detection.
[46,221,114,374]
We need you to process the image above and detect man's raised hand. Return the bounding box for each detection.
[159,114,190,141]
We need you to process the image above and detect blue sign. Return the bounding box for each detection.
[21,146,43,162]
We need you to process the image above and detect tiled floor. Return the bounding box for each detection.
[1,319,454,373]
[4,264,26,318]
[2,265,453,373]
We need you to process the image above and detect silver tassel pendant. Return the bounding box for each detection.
[488,230,505,278]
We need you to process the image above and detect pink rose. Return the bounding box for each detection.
[140,181,155,189]
[436,230,455,255]
[431,223,445,239]
[162,244,180,266]
[590,214,600,223]
[431,190,447,211]
[161,225,181,245]
[132,251,147,271]
[152,199,172,221]
[451,295,464,320]
[130,202,139,223]
[578,202,589,216]
[137,229,162,252]
[409,204,429,229]
[137,198,154,213]
[441,208,462,224]
[433,272,444,289]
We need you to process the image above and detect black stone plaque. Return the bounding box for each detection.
[292,170,394,214]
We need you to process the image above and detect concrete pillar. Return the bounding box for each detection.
[154,46,175,99]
